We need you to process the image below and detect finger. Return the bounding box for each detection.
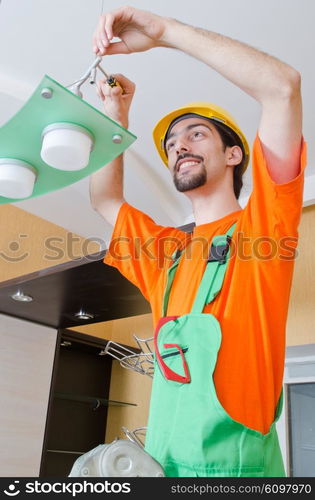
[100,14,112,48]
[104,7,132,40]
[103,41,130,56]
[93,15,110,54]
[92,33,104,55]
[96,84,104,101]
[93,40,101,55]
[104,13,114,41]
[93,31,103,54]
[98,79,122,99]
[110,74,136,95]
[96,80,106,100]
[94,40,128,57]
[110,85,123,98]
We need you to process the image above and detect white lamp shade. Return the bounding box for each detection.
[68,440,165,477]
[41,123,94,171]
[0,159,37,199]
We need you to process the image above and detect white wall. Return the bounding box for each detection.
[277,344,315,476]
[0,314,57,476]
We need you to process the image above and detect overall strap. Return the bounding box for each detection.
[161,223,236,317]
[191,223,236,314]
[161,252,182,317]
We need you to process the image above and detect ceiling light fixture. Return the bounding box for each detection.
[10,290,33,302]
[0,56,136,204]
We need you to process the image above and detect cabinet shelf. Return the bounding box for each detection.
[54,392,137,408]
[47,450,85,456]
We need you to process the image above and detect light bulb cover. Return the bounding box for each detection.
[0,159,37,199]
[41,123,94,171]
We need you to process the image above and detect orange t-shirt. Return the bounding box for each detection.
[104,135,307,434]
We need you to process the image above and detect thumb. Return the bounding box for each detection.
[110,84,123,97]
[110,74,135,96]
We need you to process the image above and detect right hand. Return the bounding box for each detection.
[92,5,168,56]
[96,73,135,129]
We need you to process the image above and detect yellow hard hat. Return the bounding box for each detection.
[152,102,250,172]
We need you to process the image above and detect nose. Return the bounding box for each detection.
[175,136,191,155]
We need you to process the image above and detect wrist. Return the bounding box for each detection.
[116,113,129,129]
[104,115,128,129]
[159,17,187,49]
[103,109,129,129]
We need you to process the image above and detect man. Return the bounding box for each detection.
[90,6,306,477]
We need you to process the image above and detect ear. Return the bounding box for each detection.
[226,145,243,166]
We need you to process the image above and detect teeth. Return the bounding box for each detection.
[180,161,199,169]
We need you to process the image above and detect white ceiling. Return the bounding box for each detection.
[0,0,314,249]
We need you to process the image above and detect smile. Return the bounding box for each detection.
[178,160,201,173]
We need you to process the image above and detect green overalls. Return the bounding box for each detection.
[145,224,285,477]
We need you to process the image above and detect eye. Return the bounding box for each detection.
[166,141,175,152]
[192,131,204,140]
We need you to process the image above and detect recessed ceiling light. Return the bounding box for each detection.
[60,341,72,347]
[10,290,33,302]
[74,310,94,321]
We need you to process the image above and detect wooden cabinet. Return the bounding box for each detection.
[0,250,150,331]
[40,329,137,477]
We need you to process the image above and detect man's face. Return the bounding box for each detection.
[164,117,228,193]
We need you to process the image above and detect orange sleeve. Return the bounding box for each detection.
[103,202,189,301]
[245,135,307,240]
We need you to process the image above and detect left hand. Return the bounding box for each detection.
[96,73,136,128]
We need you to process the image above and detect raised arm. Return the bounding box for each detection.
[89,73,135,226]
[93,6,302,184]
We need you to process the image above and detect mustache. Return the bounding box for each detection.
[174,153,204,172]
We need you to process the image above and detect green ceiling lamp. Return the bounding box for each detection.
[0,56,136,204]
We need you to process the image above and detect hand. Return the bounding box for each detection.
[96,73,135,129]
[92,5,167,56]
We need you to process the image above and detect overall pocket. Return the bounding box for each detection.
[156,345,190,385]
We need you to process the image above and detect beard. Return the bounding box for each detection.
[173,163,207,192]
